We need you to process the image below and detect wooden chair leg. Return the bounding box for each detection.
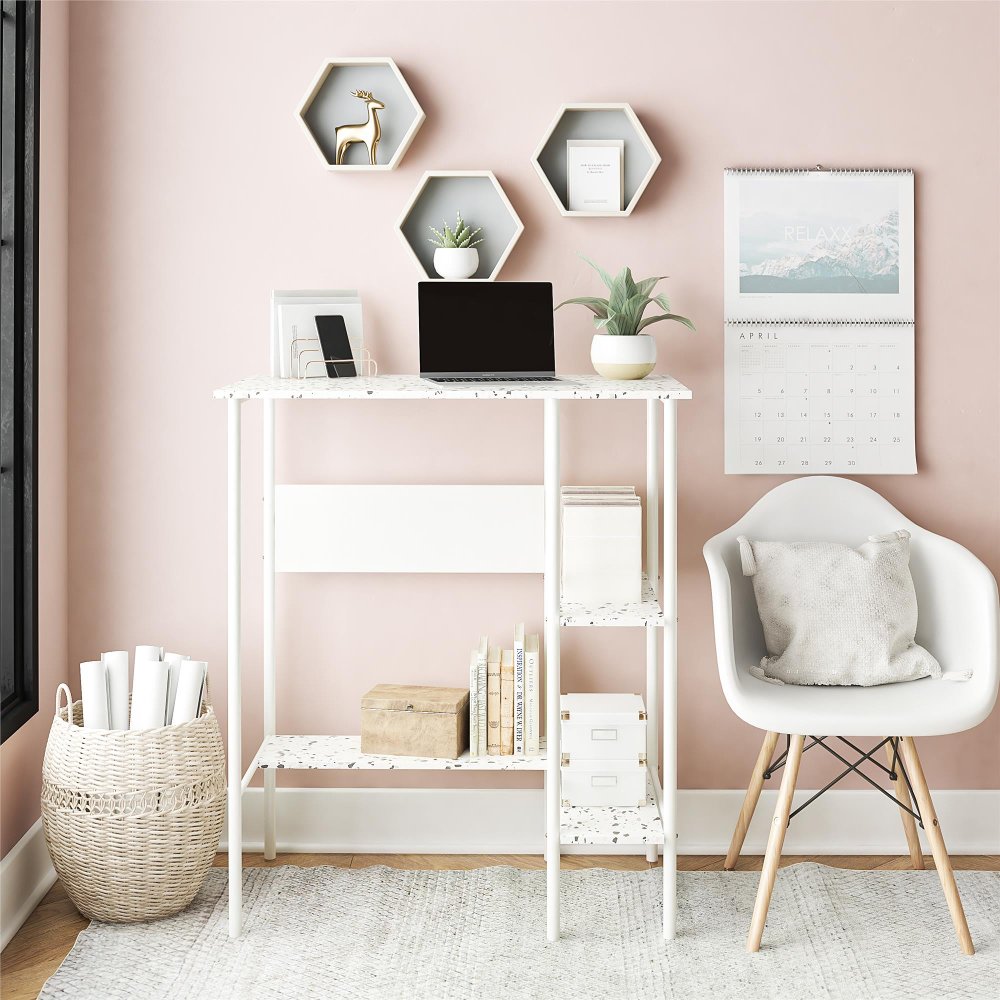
[725,731,780,870]
[897,737,975,955]
[885,739,924,870]
[747,733,804,953]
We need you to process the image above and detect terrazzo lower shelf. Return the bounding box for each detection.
[560,774,664,846]
[255,735,547,771]
[560,574,665,627]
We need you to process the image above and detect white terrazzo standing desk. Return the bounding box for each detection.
[214,373,692,942]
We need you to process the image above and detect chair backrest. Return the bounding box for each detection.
[703,477,999,708]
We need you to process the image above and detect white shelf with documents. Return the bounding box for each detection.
[217,372,691,943]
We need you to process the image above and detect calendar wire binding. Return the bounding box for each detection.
[724,167,913,176]
[726,319,915,326]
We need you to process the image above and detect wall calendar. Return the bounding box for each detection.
[723,168,916,475]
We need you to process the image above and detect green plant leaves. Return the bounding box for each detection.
[580,255,616,292]
[564,257,695,335]
[608,268,632,317]
[638,312,696,333]
[554,296,610,318]
[428,213,484,248]
[634,275,665,299]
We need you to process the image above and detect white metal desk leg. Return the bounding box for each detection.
[662,399,678,940]
[227,398,243,938]
[544,398,561,942]
[263,398,276,861]
[645,400,661,864]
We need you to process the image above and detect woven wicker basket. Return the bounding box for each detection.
[41,682,226,923]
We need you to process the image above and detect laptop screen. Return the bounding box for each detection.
[418,281,555,376]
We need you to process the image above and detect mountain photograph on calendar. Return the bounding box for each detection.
[738,174,901,294]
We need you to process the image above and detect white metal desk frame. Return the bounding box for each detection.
[219,375,690,943]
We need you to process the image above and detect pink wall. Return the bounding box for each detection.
[0,1,70,857]
[51,0,999,817]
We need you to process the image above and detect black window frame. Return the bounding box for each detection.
[1,0,40,744]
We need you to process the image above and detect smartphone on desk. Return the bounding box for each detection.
[314,315,357,378]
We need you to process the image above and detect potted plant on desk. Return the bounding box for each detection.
[556,256,695,379]
[428,212,484,279]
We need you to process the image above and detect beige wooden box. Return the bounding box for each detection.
[360,684,469,758]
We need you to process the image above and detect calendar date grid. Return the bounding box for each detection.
[736,340,908,472]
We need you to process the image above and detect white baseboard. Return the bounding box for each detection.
[2,788,994,951]
[1,819,56,952]
[222,787,1000,856]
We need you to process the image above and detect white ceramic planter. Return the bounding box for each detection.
[590,334,656,380]
[433,247,479,280]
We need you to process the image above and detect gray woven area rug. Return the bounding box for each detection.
[40,864,998,1000]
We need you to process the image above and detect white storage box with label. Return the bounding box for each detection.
[561,490,641,605]
[560,693,647,761]
[561,759,647,808]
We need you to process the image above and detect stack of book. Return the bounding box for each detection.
[468,624,541,757]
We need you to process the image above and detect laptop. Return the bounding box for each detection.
[419,281,559,382]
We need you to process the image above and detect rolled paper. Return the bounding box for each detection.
[80,660,110,730]
[101,650,130,730]
[135,644,163,664]
[129,659,169,731]
[163,652,190,724]
[171,660,207,725]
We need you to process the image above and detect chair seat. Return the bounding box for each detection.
[729,670,986,737]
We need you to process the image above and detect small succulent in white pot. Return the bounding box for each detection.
[428,213,484,279]
[556,257,695,379]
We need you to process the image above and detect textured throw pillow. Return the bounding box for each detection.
[738,530,941,686]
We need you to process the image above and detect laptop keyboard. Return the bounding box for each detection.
[429,376,560,383]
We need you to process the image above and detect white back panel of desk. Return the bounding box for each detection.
[275,485,544,573]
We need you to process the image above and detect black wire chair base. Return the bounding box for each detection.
[763,735,924,827]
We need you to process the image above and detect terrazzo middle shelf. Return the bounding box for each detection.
[560,573,664,627]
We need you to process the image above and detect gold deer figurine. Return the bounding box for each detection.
[334,90,385,166]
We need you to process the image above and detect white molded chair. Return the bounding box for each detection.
[703,477,999,955]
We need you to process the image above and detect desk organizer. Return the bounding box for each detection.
[289,342,377,380]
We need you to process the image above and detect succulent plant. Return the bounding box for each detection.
[428,212,484,249]
[556,256,696,336]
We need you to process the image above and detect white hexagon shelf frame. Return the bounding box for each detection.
[396,171,525,281]
[297,57,425,171]
[531,103,661,217]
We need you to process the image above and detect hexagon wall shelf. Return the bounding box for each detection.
[397,171,524,281]
[532,103,661,216]
[298,57,425,171]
